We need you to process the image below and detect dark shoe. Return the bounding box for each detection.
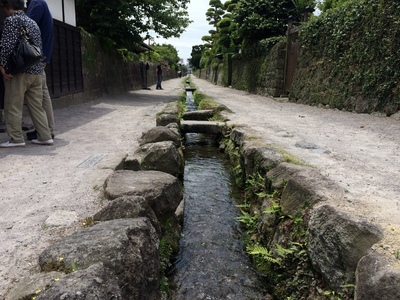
[26,130,37,140]
[22,124,34,131]
[27,130,54,140]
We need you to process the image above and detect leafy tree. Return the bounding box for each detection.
[196,0,240,68]
[198,0,228,67]
[317,0,349,12]
[292,0,317,18]
[214,14,240,54]
[189,44,207,69]
[201,35,214,45]
[224,0,240,12]
[233,0,299,43]
[193,0,318,69]
[76,0,191,51]
[202,0,225,52]
[212,0,241,55]
[206,0,225,26]
[144,43,181,69]
[199,49,214,68]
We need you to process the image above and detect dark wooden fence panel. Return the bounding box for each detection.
[285,26,300,93]
[46,20,83,98]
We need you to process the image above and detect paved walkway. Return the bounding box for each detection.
[1,76,399,297]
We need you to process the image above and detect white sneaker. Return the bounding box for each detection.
[32,139,54,145]
[0,141,26,148]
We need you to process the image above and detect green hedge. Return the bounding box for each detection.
[291,0,400,114]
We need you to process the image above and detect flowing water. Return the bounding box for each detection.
[170,132,265,299]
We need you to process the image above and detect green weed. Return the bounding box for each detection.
[42,257,77,274]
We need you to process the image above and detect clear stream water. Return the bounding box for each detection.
[170,132,265,299]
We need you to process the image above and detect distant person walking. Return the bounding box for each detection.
[25,0,55,140]
[0,0,53,147]
[156,61,163,90]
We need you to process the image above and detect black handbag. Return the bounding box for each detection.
[6,18,45,75]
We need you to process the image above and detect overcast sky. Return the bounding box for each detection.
[154,0,214,64]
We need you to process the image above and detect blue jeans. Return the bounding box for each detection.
[156,75,162,89]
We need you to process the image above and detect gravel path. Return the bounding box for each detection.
[191,76,400,248]
[0,79,183,298]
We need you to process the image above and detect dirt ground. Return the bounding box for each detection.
[0,76,399,297]
[0,80,183,298]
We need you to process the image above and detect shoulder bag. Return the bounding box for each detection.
[6,17,45,75]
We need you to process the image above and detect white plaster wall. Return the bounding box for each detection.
[39,0,76,26]
[63,0,76,26]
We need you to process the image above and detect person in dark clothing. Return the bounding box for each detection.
[25,0,55,140]
[156,61,163,90]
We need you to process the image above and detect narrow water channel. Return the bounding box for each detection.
[171,132,265,299]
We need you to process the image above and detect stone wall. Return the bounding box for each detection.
[289,0,400,115]
[194,41,286,98]
[52,31,177,110]
[196,64,221,85]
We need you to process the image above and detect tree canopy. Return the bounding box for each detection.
[189,44,207,69]
[148,44,181,70]
[190,0,316,69]
[317,0,350,11]
[206,0,225,27]
[76,0,191,52]
[233,0,300,42]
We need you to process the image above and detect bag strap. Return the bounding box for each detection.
[16,16,29,39]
